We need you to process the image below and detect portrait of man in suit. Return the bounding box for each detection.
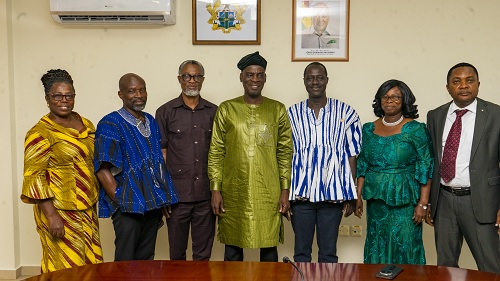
[300,1,340,49]
[426,62,500,274]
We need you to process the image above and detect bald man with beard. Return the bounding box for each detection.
[95,73,178,261]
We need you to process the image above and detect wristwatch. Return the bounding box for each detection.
[418,203,428,210]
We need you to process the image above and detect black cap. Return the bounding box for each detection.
[237,51,267,71]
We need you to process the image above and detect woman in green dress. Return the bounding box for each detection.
[355,79,433,264]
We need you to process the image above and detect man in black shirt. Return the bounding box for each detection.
[155,60,217,260]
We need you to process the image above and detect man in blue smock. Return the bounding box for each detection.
[95,73,178,261]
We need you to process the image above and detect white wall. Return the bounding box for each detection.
[0,0,21,273]
[4,0,499,273]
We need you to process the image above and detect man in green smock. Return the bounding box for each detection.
[208,51,293,261]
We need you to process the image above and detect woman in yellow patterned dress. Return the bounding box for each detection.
[21,69,103,272]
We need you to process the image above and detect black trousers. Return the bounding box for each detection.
[224,245,278,262]
[112,209,162,261]
[166,200,215,261]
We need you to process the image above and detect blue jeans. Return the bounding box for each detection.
[291,201,343,263]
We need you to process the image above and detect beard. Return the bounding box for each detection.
[184,89,200,97]
[132,103,146,111]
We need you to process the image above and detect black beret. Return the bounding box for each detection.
[237,51,267,71]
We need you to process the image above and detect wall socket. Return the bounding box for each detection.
[350,225,362,237]
[339,225,350,237]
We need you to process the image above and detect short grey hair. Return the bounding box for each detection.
[178,60,205,76]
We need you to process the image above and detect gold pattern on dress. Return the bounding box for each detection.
[259,125,272,145]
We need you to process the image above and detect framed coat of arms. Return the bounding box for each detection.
[192,0,261,45]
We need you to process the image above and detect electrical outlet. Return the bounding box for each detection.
[350,225,362,237]
[339,225,350,237]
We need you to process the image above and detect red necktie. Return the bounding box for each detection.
[440,109,468,183]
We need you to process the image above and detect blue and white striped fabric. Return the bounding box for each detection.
[287,98,362,202]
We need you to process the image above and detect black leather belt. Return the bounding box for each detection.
[441,184,470,196]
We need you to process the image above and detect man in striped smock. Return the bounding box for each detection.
[287,62,362,263]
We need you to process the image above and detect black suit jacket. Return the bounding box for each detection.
[427,98,500,223]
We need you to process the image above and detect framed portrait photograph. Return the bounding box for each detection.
[292,0,350,61]
[192,0,261,45]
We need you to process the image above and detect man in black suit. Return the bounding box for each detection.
[427,62,500,273]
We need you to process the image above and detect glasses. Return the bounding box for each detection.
[180,74,204,82]
[48,93,76,101]
[381,95,402,103]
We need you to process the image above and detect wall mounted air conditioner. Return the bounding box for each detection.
[50,0,175,25]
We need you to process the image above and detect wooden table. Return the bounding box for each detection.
[25,260,499,281]
[295,262,499,280]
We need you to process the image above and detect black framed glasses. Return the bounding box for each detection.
[180,74,204,82]
[381,95,402,103]
[48,93,76,101]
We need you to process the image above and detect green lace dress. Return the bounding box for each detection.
[357,120,433,264]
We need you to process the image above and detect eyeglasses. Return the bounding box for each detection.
[180,74,204,82]
[381,95,402,103]
[48,93,76,101]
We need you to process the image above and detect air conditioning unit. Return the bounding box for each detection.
[50,0,175,25]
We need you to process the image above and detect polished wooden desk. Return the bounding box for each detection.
[295,262,499,281]
[25,260,499,281]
